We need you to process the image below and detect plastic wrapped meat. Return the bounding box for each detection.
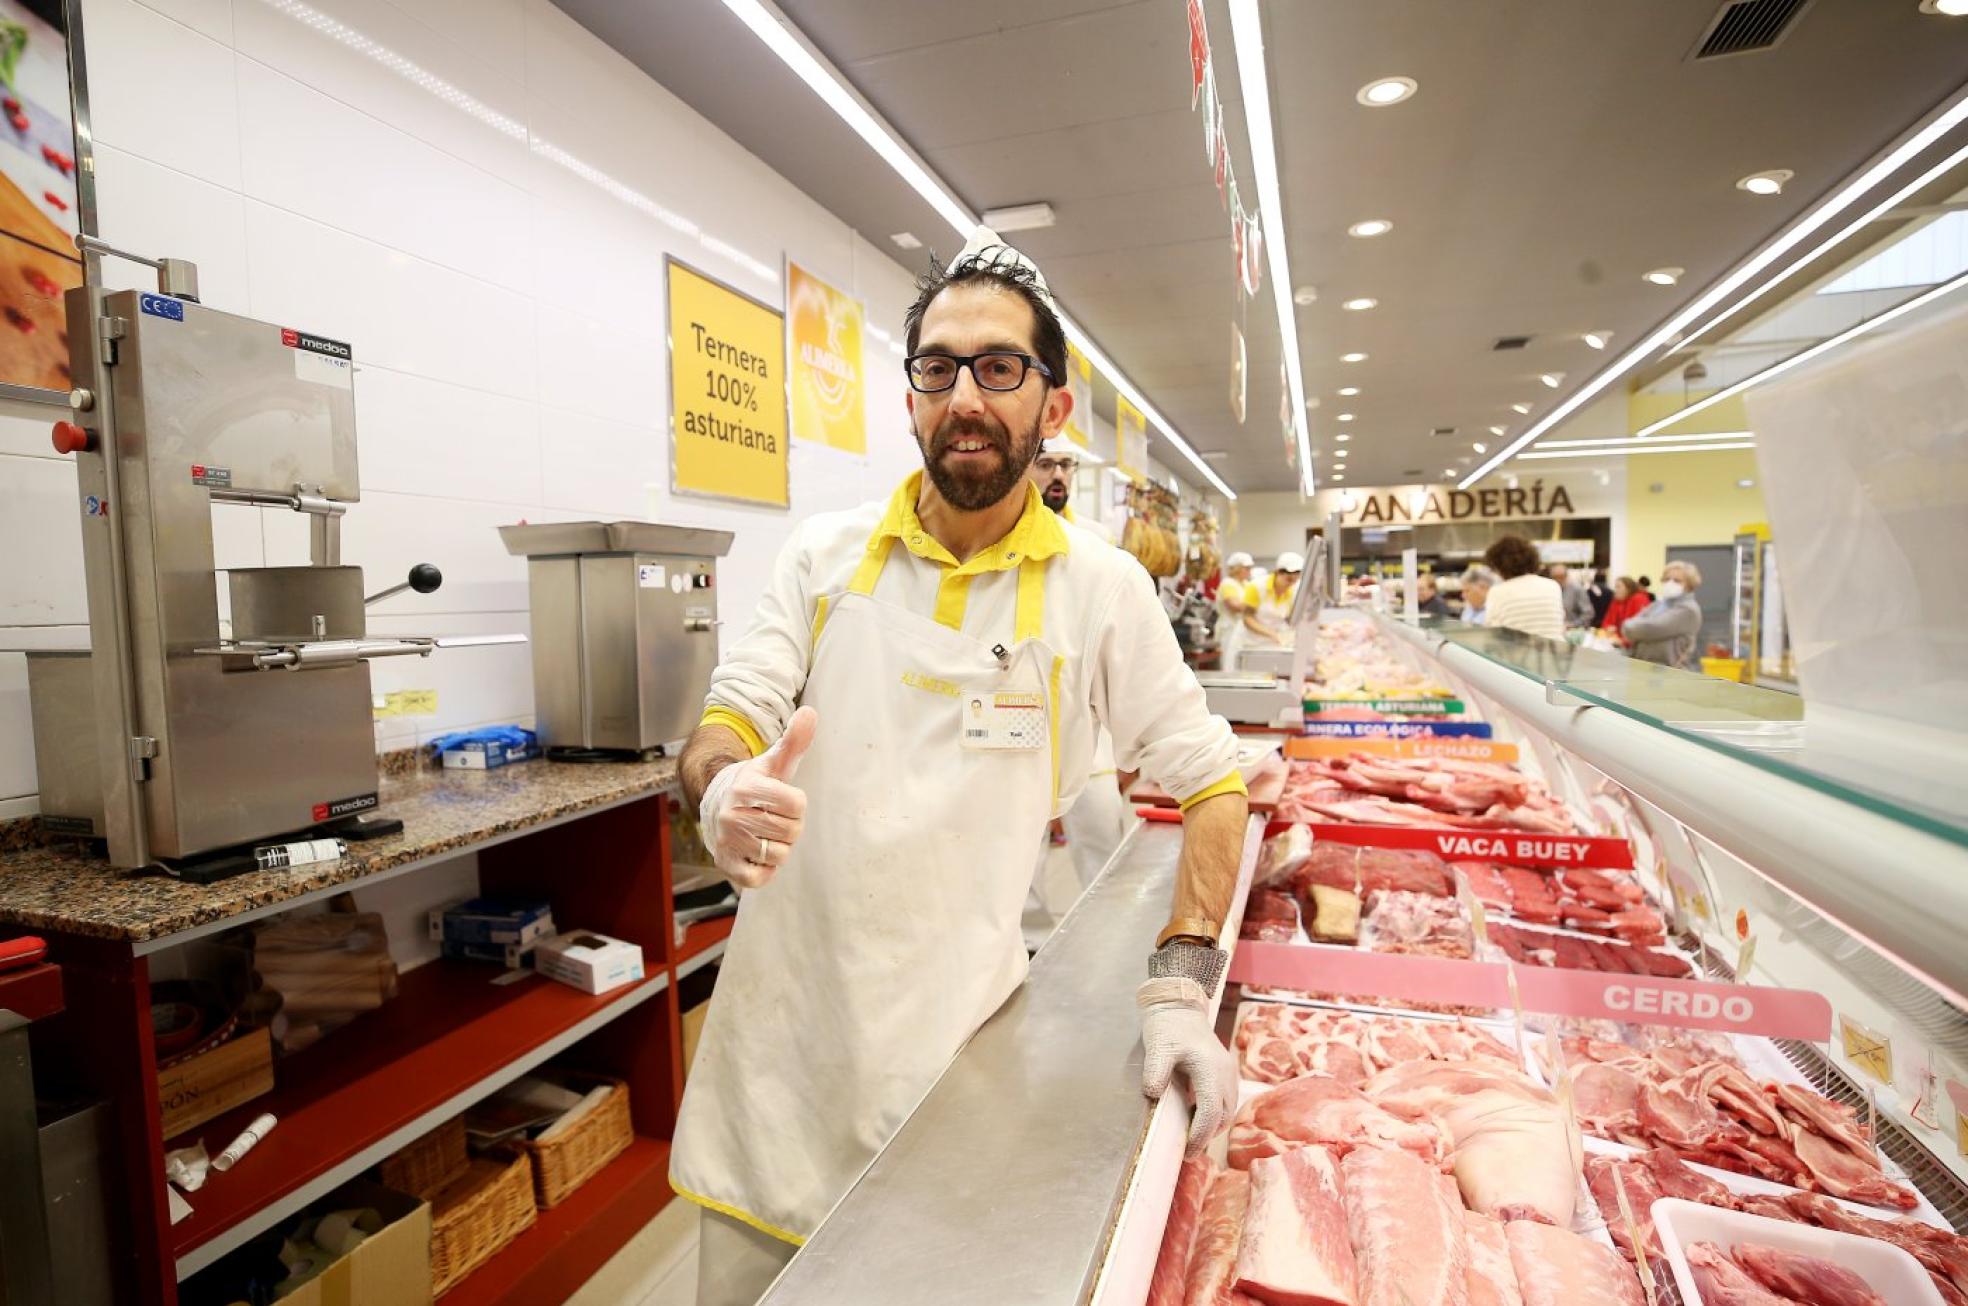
[1183,1170,1252,1306]
[1504,1219,1644,1306]
[1234,1146,1360,1305]
[1341,1145,1470,1306]
[1256,825,1314,888]
[1361,889,1472,959]
[1149,1153,1217,1306]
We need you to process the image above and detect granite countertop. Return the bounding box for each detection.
[0,757,679,944]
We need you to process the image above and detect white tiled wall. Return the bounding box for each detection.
[0,0,928,811]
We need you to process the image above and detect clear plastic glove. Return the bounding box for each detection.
[699,706,817,889]
[1138,976,1238,1153]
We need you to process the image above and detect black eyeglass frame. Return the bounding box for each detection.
[903,351,1056,394]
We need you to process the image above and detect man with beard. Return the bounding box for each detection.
[671,233,1248,1305]
[1028,433,1115,542]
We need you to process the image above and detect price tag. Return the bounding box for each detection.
[1735,908,1750,941]
[1612,1173,1658,1306]
[1735,934,1758,982]
[1840,1015,1893,1088]
[372,688,438,718]
[1689,892,1712,922]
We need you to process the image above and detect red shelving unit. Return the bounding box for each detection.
[167,960,670,1263]
[678,913,734,967]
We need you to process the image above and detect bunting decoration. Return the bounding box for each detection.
[1188,0,1263,298]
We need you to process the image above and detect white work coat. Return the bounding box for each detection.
[671,473,1241,1245]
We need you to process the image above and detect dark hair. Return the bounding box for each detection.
[1637,575,1653,590]
[1484,535,1542,580]
[903,250,1068,391]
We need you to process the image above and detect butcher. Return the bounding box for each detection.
[669,230,1250,1306]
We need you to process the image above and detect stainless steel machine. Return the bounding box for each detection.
[26,243,518,869]
[498,522,733,755]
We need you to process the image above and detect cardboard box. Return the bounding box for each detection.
[279,1178,433,1306]
[536,931,644,995]
[157,1025,274,1139]
[439,739,541,769]
[428,898,554,949]
[681,1000,709,1081]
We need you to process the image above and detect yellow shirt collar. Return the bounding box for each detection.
[874,471,1070,575]
[1059,503,1078,523]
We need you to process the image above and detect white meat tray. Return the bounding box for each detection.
[1651,1197,1943,1305]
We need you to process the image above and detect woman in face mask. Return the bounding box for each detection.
[1620,561,1704,668]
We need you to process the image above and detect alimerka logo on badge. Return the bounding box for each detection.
[280,327,353,361]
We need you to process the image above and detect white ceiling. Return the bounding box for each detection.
[555,0,1968,493]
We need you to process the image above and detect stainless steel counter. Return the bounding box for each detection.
[761,818,1232,1303]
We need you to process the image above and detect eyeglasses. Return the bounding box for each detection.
[905,351,1054,394]
[1033,456,1079,475]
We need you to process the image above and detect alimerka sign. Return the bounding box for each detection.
[1325,481,1581,525]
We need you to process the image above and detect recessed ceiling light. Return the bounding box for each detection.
[1737,478,1756,488]
[1293,285,1319,306]
[1337,386,1360,396]
[1341,352,1368,363]
[1924,0,1968,14]
[1472,442,1488,454]
[1540,372,1564,388]
[1443,468,1456,477]
[1335,448,1350,458]
[1582,331,1610,350]
[1337,413,1356,422]
[1488,425,1506,436]
[1356,77,1417,107]
[1342,297,1378,311]
[1304,397,1321,410]
[1348,218,1393,239]
[1644,267,1684,286]
[1511,402,1533,414]
[1332,472,1345,481]
[1736,170,1794,196]
[1336,434,1352,443]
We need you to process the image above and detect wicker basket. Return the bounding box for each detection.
[519,1075,632,1208]
[429,1148,536,1297]
[380,1115,469,1198]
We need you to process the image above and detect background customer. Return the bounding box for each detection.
[1480,536,1565,639]
[1601,576,1648,634]
[1622,560,1705,668]
[1549,563,1595,629]
[1459,565,1496,625]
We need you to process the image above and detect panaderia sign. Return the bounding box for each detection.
[1316,480,1593,526]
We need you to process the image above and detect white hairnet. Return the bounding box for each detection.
[1277,552,1305,573]
[1225,551,1254,569]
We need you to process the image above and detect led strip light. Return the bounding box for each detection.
[1516,440,1757,460]
[1462,87,1968,489]
[719,0,1238,500]
[1634,266,1968,437]
[1229,0,1316,495]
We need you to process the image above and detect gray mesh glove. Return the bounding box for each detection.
[1138,976,1238,1152]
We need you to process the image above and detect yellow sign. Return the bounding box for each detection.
[1063,342,1093,448]
[1115,393,1146,475]
[668,259,789,507]
[787,263,865,455]
[1840,1015,1893,1088]
[372,689,437,718]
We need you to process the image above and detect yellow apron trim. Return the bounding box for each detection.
[1048,653,1064,810]
[1176,767,1249,812]
[670,1176,807,1247]
[932,570,975,631]
[850,534,896,596]
[811,593,832,652]
[699,707,766,759]
[1015,556,1047,644]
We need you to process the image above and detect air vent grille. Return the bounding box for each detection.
[1402,469,1424,479]
[1693,0,1813,59]
[1431,427,1458,437]
[1492,336,1531,351]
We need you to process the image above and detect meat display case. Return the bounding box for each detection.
[766,606,1968,1303]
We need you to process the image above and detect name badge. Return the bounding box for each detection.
[960,688,1047,751]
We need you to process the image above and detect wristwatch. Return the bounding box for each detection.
[1156,916,1220,949]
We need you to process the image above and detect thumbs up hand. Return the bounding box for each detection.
[699,706,818,890]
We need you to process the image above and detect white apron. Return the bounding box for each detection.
[671,528,1061,1244]
[1217,580,1253,671]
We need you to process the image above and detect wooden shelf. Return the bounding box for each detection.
[442,1137,675,1306]
[168,959,668,1277]
[677,915,733,970]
